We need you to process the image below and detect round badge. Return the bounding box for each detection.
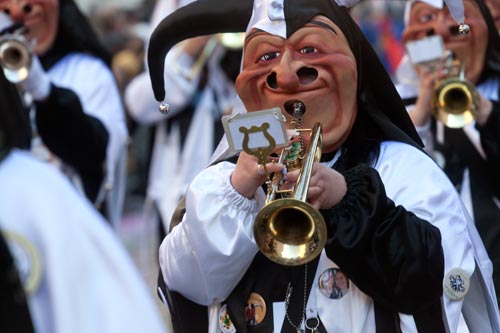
[318,267,349,299]
[443,267,470,301]
[245,292,267,325]
[219,303,236,333]
[2,231,42,295]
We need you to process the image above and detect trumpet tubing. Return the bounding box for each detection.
[217,32,245,50]
[169,32,244,84]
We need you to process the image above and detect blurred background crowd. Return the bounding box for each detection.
[78,0,408,203]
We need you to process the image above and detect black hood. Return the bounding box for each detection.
[40,0,111,70]
[472,0,500,81]
[148,0,423,149]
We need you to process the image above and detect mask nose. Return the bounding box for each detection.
[2,1,32,22]
[425,26,462,37]
[265,51,318,90]
[429,13,462,39]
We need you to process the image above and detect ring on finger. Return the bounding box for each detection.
[257,164,266,175]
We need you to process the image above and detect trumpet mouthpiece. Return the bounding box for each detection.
[284,100,306,117]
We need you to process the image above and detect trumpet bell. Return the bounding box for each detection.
[434,76,479,128]
[254,198,327,266]
[0,35,32,83]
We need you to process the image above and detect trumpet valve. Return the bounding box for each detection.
[284,142,302,171]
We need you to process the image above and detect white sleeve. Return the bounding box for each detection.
[124,0,203,125]
[159,161,266,305]
[124,49,202,125]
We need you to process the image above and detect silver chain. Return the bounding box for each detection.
[284,264,308,333]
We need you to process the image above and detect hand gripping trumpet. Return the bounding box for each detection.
[248,100,327,266]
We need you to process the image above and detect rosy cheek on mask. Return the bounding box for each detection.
[322,55,357,102]
[235,67,271,110]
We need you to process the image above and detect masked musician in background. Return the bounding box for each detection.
[125,0,241,240]
[0,0,128,227]
[394,0,500,306]
[0,54,166,333]
[148,0,499,332]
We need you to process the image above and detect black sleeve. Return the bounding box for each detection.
[35,85,109,201]
[321,164,444,314]
[477,102,500,196]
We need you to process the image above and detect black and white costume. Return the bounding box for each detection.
[125,0,238,235]
[0,63,33,333]
[1,0,128,227]
[148,0,500,332]
[395,0,500,306]
[0,66,166,333]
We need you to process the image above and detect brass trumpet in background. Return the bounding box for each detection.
[0,27,32,83]
[405,36,478,128]
[216,32,245,50]
[252,100,327,266]
[171,32,244,82]
[161,32,245,114]
[433,53,479,128]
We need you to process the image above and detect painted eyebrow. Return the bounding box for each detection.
[244,19,337,43]
[308,20,338,35]
[245,28,265,41]
[245,20,337,39]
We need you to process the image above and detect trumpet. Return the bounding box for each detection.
[252,100,327,266]
[170,32,244,83]
[433,54,479,128]
[0,28,32,83]
[161,32,244,114]
[167,100,327,266]
[216,32,245,51]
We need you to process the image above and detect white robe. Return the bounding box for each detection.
[125,0,236,234]
[0,149,166,333]
[159,140,500,333]
[31,52,129,228]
